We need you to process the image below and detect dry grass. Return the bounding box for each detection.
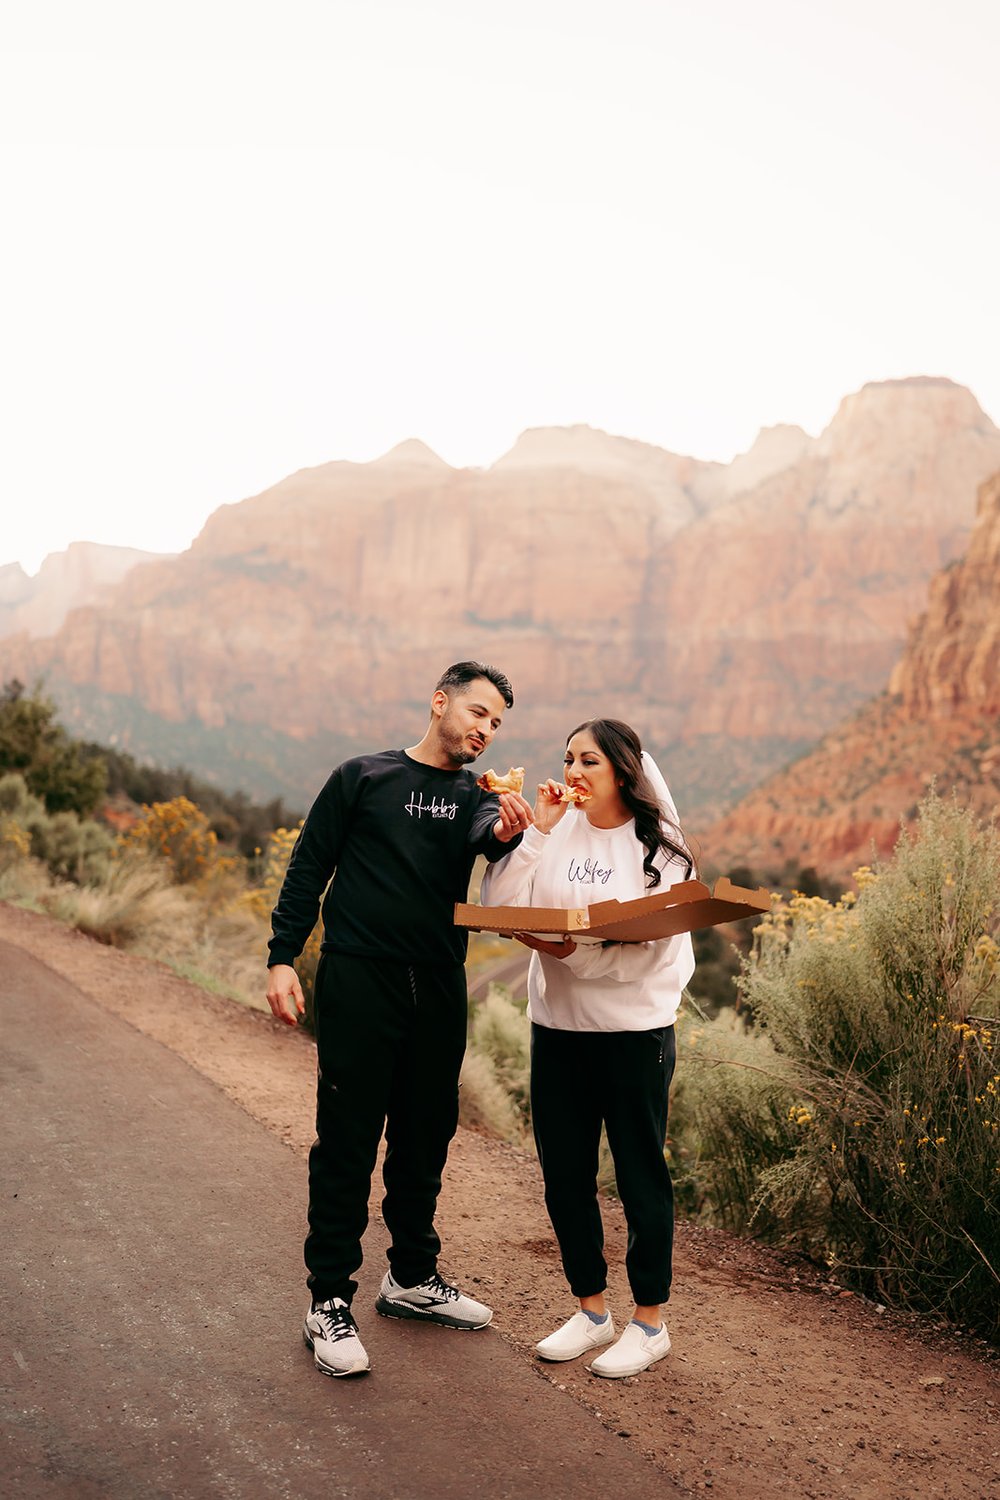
[43,857,192,948]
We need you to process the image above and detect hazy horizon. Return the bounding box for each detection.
[2,1,997,572]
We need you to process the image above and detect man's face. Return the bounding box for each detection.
[435,679,506,766]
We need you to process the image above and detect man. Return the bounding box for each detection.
[266,661,532,1377]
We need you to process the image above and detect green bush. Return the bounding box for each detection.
[27,810,112,883]
[678,793,1000,1338]
[0,771,112,883]
[0,772,36,871]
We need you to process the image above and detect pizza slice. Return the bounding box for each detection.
[476,766,526,795]
[550,782,592,806]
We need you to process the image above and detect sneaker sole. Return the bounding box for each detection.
[374,1294,492,1330]
[536,1331,616,1362]
[587,1346,671,1379]
[303,1324,371,1377]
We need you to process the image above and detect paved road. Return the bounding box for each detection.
[1,940,677,1499]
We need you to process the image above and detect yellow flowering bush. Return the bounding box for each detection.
[116,796,234,886]
[0,814,31,868]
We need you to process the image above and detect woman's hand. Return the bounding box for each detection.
[514,931,577,959]
[533,779,573,835]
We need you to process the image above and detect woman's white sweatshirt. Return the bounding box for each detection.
[479,811,695,1031]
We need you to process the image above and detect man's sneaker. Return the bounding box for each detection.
[589,1319,671,1378]
[303,1297,370,1377]
[536,1309,616,1362]
[375,1270,492,1330]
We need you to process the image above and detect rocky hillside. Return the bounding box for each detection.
[703,470,1000,875]
[0,543,167,639]
[1,378,998,815]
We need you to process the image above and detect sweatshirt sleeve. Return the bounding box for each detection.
[467,789,524,863]
[559,932,691,984]
[267,767,350,967]
[479,824,549,907]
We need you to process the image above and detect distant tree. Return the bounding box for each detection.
[0,680,107,817]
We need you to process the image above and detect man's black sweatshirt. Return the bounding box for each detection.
[267,749,520,968]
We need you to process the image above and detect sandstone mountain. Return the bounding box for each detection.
[1,377,998,816]
[0,543,169,640]
[703,469,1000,876]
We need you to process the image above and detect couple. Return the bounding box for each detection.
[265,661,695,1380]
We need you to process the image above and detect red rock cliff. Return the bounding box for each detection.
[1,379,998,813]
[704,469,1000,875]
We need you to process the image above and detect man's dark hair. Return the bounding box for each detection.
[435,660,514,708]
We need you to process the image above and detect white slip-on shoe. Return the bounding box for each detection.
[536,1310,616,1362]
[588,1320,671,1378]
[303,1297,370,1377]
[375,1270,493,1329]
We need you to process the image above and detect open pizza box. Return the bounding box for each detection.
[455,876,771,944]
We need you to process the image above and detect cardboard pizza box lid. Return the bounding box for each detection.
[455,876,771,943]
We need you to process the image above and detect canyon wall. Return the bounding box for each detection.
[2,377,998,817]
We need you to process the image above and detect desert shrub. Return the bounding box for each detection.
[459,1049,528,1141]
[680,793,1000,1337]
[0,852,51,905]
[116,796,235,885]
[0,771,40,819]
[164,897,267,1010]
[460,987,531,1141]
[245,823,322,1025]
[0,772,35,872]
[27,809,113,883]
[668,1009,798,1225]
[45,854,191,949]
[0,771,111,882]
[0,816,32,870]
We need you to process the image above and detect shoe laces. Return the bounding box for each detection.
[420,1272,460,1302]
[313,1300,358,1342]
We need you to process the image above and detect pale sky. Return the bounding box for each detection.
[1,0,997,574]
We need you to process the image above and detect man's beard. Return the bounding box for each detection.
[439,711,480,766]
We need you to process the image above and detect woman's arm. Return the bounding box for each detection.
[479,823,550,907]
[559,932,691,983]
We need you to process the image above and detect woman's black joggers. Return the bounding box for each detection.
[529,1020,677,1307]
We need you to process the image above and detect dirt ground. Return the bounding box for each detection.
[3,899,997,1500]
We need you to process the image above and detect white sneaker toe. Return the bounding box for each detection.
[303,1298,370,1377]
[536,1311,616,1362]
[588,1320,670,1378]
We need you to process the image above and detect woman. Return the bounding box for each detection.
[480,718,695,1378]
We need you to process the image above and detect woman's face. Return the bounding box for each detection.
[563,730,625,815]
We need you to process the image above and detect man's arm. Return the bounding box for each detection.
[469,789,533,860]
[265,766,351,1025]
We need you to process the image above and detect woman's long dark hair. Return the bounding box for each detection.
[568,718,695,888]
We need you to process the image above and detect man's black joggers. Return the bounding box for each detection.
[306,951,468,1305]
[530,1021,677,1307]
